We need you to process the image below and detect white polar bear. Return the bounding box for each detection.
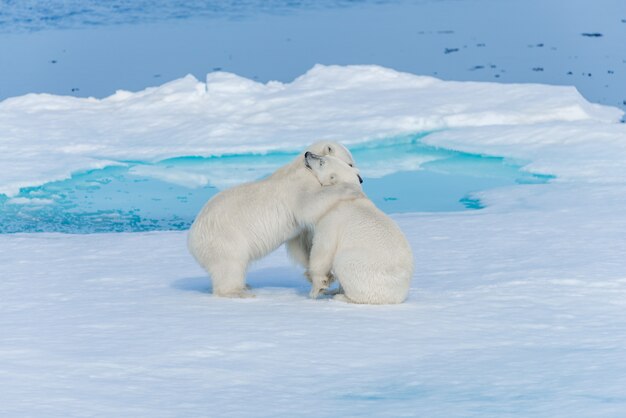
[187,142,359,297]
[304,153,414,304]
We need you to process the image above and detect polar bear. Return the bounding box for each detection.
[187,142,360,297]
[304,153,414,304]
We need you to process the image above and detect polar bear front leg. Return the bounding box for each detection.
[306,229,339,299]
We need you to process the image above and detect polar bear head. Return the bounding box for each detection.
[305,142,355,168]
[304,152,363,187]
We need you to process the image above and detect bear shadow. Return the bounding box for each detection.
[172,276,212,293]
[172,266,308,294]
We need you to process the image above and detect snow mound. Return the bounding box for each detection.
[0,64,622,196]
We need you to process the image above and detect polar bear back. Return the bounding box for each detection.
[319,198,414,304]
[189,175,300,265]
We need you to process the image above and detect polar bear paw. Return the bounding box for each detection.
[308,274,332,299]
[333,294,351,303]
[309,286,323,299]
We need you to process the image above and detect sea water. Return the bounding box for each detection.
[0,135,551,233]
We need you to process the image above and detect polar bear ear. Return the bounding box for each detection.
[326,145,334,155]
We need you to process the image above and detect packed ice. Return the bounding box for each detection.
[2,64,626,416]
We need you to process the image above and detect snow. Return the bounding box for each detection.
[0,65,621,196]
[2,186,626,416]
[2,62,626,415]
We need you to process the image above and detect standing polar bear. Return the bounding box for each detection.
[304,152,414,304]
[187,142,360,297]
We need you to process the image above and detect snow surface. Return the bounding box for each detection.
[2,190,626,416]
[0,65,621,196]
[2,65,626,416]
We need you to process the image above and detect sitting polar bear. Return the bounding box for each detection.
[304,152,414,304]
[187,142,359,297]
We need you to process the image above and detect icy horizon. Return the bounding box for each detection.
[2,0,625,114]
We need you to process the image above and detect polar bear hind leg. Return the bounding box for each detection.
[209,260,253,298]
[333,257,408,305]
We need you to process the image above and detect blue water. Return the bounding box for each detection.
[0,1,366,32]
[0,135,552,233]
[1,0,624,111]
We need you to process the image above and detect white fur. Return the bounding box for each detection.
[187,142,357,297]
[306,155,414,304]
